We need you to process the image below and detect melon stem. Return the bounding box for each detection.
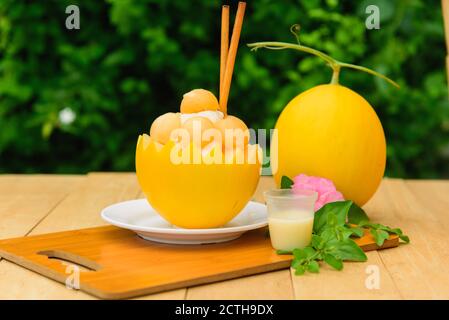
[247,41,399,88]
[330,64,341,85]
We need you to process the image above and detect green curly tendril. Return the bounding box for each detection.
[247,24,399,88]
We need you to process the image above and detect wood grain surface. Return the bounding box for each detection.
[0,174,447,299]
[0,221,393,299]
[0,226,295,299]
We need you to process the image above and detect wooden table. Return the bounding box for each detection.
[0,173,448,300]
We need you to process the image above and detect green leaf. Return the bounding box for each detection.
[348,203,370,224]
[280,176,294,189]
[348,226,364,238]
[357,220,370,227]
[311,235,324,249]
[326,212,338,227]
[324,254,343,270]
[303,246,317,258]
[294,265,306,275]
[320,227,337,242]
[370,228,389,247]
[377,229,389,246]
[364,222,410,245]
[369,228,379,243]
[338,225,355,240]
[332,239,367,262]
[293,248,307,260]
[291,259,303,269]
[313,200,353,234]
[307,260,320,273]
[399,234,410,243]
[390,228,403,235]
[367,223,383,229]
[373,224,392,232]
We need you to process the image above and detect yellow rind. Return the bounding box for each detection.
[136,135,261,228]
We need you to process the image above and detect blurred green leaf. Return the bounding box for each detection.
[0,0,447,176]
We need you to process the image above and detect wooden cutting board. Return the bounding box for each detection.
[0,225,398,299]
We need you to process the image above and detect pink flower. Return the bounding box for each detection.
[292,174,344,211]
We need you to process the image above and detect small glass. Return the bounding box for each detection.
[264,189,318,251]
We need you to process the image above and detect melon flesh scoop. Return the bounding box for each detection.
[149,89,249,150]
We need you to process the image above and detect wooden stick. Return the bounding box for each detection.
[219,2,246,115]
[220,5,230,103]
[442,0,449,96]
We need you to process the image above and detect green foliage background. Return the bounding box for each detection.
[1,0,448,177]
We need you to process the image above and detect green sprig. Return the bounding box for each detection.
[359,221,411,245]
[278,175,410,275]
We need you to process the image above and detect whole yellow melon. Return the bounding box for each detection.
[272,84,386,206]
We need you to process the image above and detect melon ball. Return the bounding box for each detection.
[180,110,224,124]
[180,89,220,114]
[182,116,215,147]
[215,115,250,150]
[149,112,181,145]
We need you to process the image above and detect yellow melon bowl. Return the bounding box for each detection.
[135,134,261,229]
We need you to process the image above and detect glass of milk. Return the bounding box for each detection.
[264,189,318,251]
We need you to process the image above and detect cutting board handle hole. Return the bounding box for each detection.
[38,250,101,272]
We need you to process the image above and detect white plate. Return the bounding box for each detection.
[101,199,268,245]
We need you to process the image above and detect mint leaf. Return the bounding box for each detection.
[338,225,355,240]
[370,228,379,244]
[377,230,389,246]
[291,259,303,269]
[295,265,306,275]
[347,225,364,238]
[390,228,403,235]
[367,223,384,229]
[320,227,337,242]
[280,176,294,189]
[380,226,404,237]
[324,254,343,270]
[332,239,367,262]
[322,225,354,241]
[371,228,389,247]
[348,203,370,224]
[303,246,316,258]
[357,220,370,227]
[307,260,320,273]
[311,235,324,249]
[313,200,353,234]
[399,234,410,243]
[326,212,338,227]
[362,222,410,245]
[293,248,307,260]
